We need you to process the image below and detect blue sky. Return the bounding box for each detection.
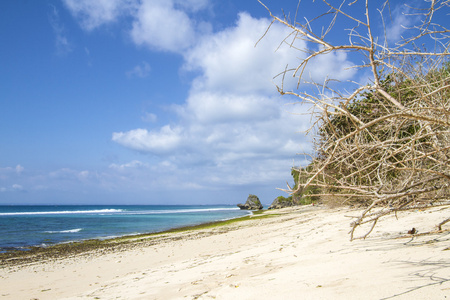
[1,0,440,205]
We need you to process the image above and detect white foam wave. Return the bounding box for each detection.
[45,228,83,234]
[124,207,241,215]
[0,209,123,216]
[0,207,241,217]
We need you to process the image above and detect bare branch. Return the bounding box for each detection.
[259,0,450,240]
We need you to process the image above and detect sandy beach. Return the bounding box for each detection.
[1,205,449,299]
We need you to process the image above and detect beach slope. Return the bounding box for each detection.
[1,205,449,299]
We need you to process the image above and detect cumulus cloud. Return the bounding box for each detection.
[177,93,278,124]
[184,13,355,94]
[62,2,355,192]
[63,0,211,53]
[184,13,304,94]
[112,126,184,154]
[110,12,353,188]
[307,48,356,82]
[130,0,204,52]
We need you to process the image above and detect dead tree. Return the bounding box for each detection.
[259,0,450,239]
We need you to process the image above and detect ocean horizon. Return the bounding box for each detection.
[0,205,252,252]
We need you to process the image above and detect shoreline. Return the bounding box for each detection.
[0,209,263,267]
[1,205,449,299]
[0,205,253,259]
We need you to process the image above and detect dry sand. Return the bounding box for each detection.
[1,205,449,299]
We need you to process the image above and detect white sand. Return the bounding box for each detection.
[1,205,449,299]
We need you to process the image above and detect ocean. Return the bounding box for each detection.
[0,205,251,252]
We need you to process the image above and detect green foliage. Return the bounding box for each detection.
[290,167,320,205]
[275,195,292,202]
[293,61,449,207]
[321,75,420,143]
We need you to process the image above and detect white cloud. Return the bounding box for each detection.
[0,165,24,179]
[126,61,151,78]
[48,5,72,56]
[62,0,137,30]
[130,0,199,53]
[307,47,356,82]
[184,13,355,95]
[15,165,24,174]
[112,126,184,154]
[141,112,158,123]
[109,160,149,171]
[63,0,211,53]
[49,168,95,182]
[184,12,304,95]
[110,12,352,189]
[178,92,278,124]
[12,184,23,191]
[0,183,25,192]
[384,4,419,44]
[112,97,312,186]
[78,171,90,179]
[61,2,356,194]
[174,0,209,12]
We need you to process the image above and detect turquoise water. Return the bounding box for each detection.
[0,205,251,252]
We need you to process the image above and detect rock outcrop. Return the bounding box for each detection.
[268,196,298,209]
[237,194,263,210]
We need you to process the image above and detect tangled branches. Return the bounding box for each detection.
[260,0,450,239]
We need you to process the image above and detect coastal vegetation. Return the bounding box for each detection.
[260,0,449,239]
